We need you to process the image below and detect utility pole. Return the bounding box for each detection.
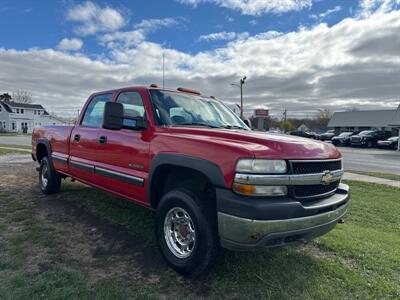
[230,76,247,119]
[283,108,288,133]
[162,52,165,89]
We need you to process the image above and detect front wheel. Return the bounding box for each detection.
[39,157,61,194]
[155,189,219,276]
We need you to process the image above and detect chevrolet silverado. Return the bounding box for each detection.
[32,85,350,276]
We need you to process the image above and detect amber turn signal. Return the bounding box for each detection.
[233,183,288,197]
[232,183,257,196]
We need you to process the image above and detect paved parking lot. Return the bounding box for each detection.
[339,146,400,175]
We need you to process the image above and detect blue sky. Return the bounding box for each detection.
[1,0,356,55]
[1,0,400,117]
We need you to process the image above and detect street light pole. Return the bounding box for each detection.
[231,76,247,119]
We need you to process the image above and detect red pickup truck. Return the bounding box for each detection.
[32,85,350,276]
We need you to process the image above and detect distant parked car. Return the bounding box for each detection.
[318,130,336,141]
[350,130,386,148]
[331,132,354,146]
[289,130,317,139]
[377,136,399,150]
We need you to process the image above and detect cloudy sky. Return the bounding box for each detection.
[1,0,400,118]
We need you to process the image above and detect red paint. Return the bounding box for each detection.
[32,86,341,208]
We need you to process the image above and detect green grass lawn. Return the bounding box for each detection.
[348,170,400,181]
[0,132,18,136]
[0,148,29,155]
[0,180,399,299]
[0,144,31,149]
[0,144,31,155]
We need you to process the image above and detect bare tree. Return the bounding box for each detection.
[12,90,32,103]
[0,93,12,101]
[315,108,332,121]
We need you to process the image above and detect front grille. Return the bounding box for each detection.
[289,159,342,200]
[293,181,340,199]
[291,160,342,174]
[351,137,361,142]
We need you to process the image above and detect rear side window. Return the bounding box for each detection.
[81,94,112,128]
[116,92,145,127]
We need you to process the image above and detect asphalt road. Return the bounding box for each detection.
[338,146,400,175]
[0,135,31,146]
[1,135,399,175]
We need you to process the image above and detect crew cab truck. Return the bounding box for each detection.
[32,85,350,276]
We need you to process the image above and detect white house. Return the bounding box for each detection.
[0,100,67,133]
[297,124,310,132]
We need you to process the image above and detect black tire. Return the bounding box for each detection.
[367,141,373,148]
[39,157,61,194]
[155,188,219,276]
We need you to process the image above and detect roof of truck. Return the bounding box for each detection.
[91,85,208,98]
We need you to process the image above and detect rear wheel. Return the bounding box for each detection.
[155,188,219,276]
[39,157,61,194]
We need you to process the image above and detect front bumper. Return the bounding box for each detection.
[217,184,350,250]
[377,142,395,148]
[350,140,366,146]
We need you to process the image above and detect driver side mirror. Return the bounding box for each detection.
[103,102,147,131]
[103,102,123,130]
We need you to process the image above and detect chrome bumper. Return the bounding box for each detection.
[218,200,349,250]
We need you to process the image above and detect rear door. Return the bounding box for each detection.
[93,90,151,205]
[69,93,112,184]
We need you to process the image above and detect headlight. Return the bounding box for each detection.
[236,159,287,174]
[233,183,287,197]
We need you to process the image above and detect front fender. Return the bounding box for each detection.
[147,153,226,207]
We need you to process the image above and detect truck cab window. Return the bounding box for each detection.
[116,91,145,127]
[81,93,112,128]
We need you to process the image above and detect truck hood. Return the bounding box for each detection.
[166,127,341,160]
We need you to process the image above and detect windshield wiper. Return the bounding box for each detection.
[171,122,220,128]
[220,125,247,130]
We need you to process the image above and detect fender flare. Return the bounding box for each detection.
[148,153,226,208]
[36,138,54,167]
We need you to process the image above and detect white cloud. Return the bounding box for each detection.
[177,0,313,15]
[199,31,249,42]
[57,38,83,51]
[2,9,400,118]
[67,1,125,35]
[101,18,179,49]
[358,0,400,17]
[310,5,341,20]
[249,20,258,26]
[134,18,179,31]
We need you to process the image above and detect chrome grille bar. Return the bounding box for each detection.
[234,169,344,186]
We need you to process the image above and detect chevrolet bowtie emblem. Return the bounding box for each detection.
[321,170,334,185]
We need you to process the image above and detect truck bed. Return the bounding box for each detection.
[32,125,74,157]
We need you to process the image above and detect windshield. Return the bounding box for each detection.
[359,130,374,136]
[339,132,352,137]
[150,90,249,130]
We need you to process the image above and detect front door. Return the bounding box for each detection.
[69,93,113,184]
[93,90,151,205]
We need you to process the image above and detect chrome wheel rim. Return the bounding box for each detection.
[41,164,49,189]
[164,207,196,259]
